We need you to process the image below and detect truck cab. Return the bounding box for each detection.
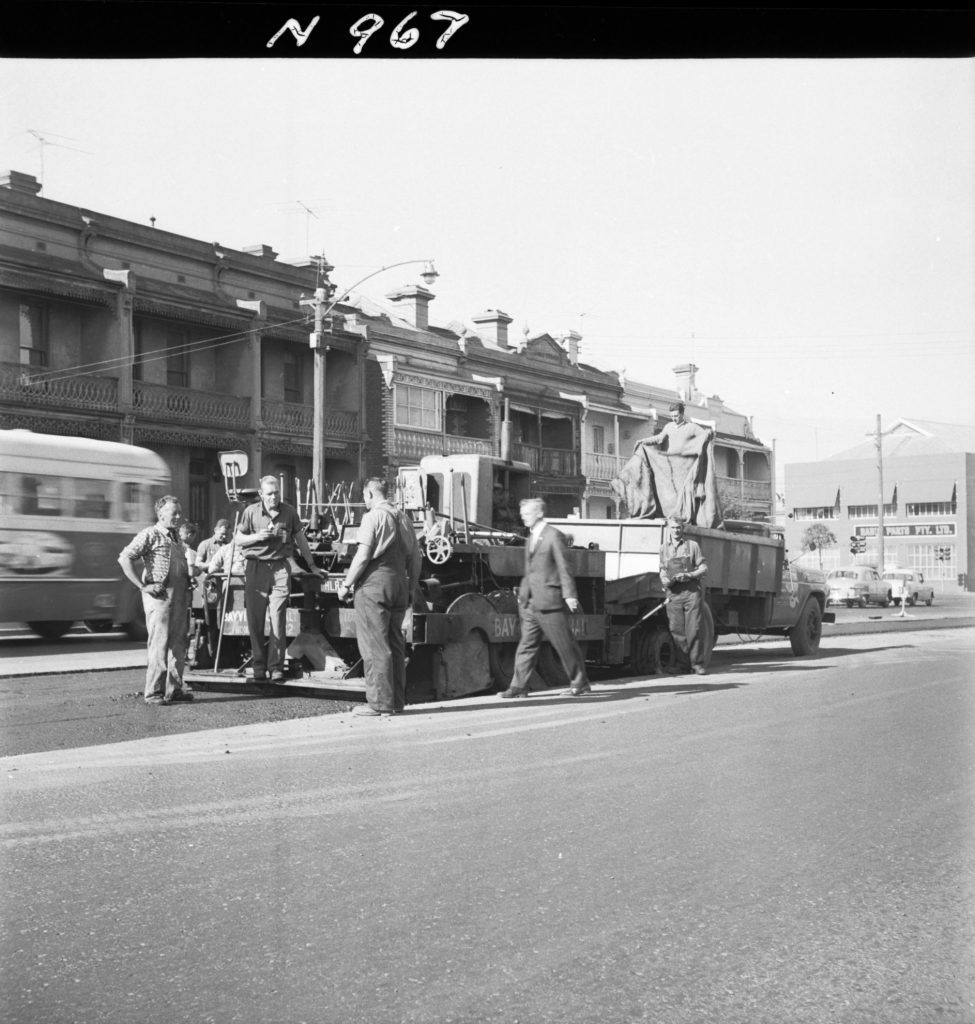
[399,455,532,536]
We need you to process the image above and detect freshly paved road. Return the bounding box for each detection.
[2,596,973,757]
[2,628,973,1024]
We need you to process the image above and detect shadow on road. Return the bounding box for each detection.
[410,680,743,714]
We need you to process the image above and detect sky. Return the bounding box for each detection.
[2,56,973,481]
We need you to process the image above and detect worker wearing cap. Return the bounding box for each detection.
[658,515,709,675]
[236,476,322,686]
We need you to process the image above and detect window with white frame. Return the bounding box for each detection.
[909,543,955,576]
[793,507,836,520]
[848,504,897,519]
[395,384,442,431]
[906,501,956,517]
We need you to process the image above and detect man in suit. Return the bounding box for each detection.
[500,497,592,698]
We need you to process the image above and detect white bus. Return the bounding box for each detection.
[0,429,171,639]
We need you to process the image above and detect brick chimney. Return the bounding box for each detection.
[471,309,514,350]
[386,285,435,331]
[0,171,42,196]
[673,362,699,403]
[561,330,582,365]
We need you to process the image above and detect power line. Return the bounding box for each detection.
[19,314,311,387]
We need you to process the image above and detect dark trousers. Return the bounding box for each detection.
[666,586,704,669]
[354,569,409,713]
[511,604,589,691]
[245,559,291,676]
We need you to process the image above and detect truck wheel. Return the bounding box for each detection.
[906,594,916,607]
[630,627,657,676]
[699,603,716,669]
[649,628,682,675]
[925,595,934,606]
[27,620,74,640]
[858,596,868,609]
[84,619,115,633]
[790,600,823,656]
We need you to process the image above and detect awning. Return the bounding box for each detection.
[784,475,839,510]
[839,476,897,507]
[896,479,956,507]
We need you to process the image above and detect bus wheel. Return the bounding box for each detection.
[123,604,148,642]
[84,619,115,634]
[27,621,74,640]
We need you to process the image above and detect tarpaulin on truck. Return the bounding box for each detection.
[611,425,724,528]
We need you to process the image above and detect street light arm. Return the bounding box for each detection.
[322,259,438,319]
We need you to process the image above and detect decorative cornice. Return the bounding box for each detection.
[134,425,250,449]
[0,410,120,440]
[132,297,254,331]
[395,369,494,400]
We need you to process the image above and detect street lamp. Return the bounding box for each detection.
[307,257,440,507]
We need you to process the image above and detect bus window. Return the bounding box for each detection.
[0,472,16,516]
[122,481,151,523]
[23,475,63,516]
[70,477,112,519]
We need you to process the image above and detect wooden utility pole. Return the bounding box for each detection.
[301,255,334,508]
[875,414,885,572]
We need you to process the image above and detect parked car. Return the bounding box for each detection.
[883,569,935,607]
[826,566,892,608]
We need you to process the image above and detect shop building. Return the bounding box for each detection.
[784,419,974,591]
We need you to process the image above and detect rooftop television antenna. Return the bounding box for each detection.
[26,129,90,191]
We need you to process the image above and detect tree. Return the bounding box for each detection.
[801,523,837,570]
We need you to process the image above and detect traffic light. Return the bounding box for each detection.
[849,535,867,555]
[936,546,950,561]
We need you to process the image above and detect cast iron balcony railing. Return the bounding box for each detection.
[393,427,494,461]
[1,361,119,412]
[582,452,624,481]
[262,399,358,439]
[133,381,250,429]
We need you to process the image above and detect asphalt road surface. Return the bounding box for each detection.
[2,628,973,1024]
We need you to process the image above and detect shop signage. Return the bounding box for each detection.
[855,523,955,538]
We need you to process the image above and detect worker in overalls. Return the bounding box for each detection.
[337,477,422,717]
[658,515,710,675]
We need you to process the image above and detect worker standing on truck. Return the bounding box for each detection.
[500,497,592,699]
[639,401,711,452]
[337,477,422,718]
[658,515,710,676]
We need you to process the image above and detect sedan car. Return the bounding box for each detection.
[882,569,935,607]
[826,565,892,608]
